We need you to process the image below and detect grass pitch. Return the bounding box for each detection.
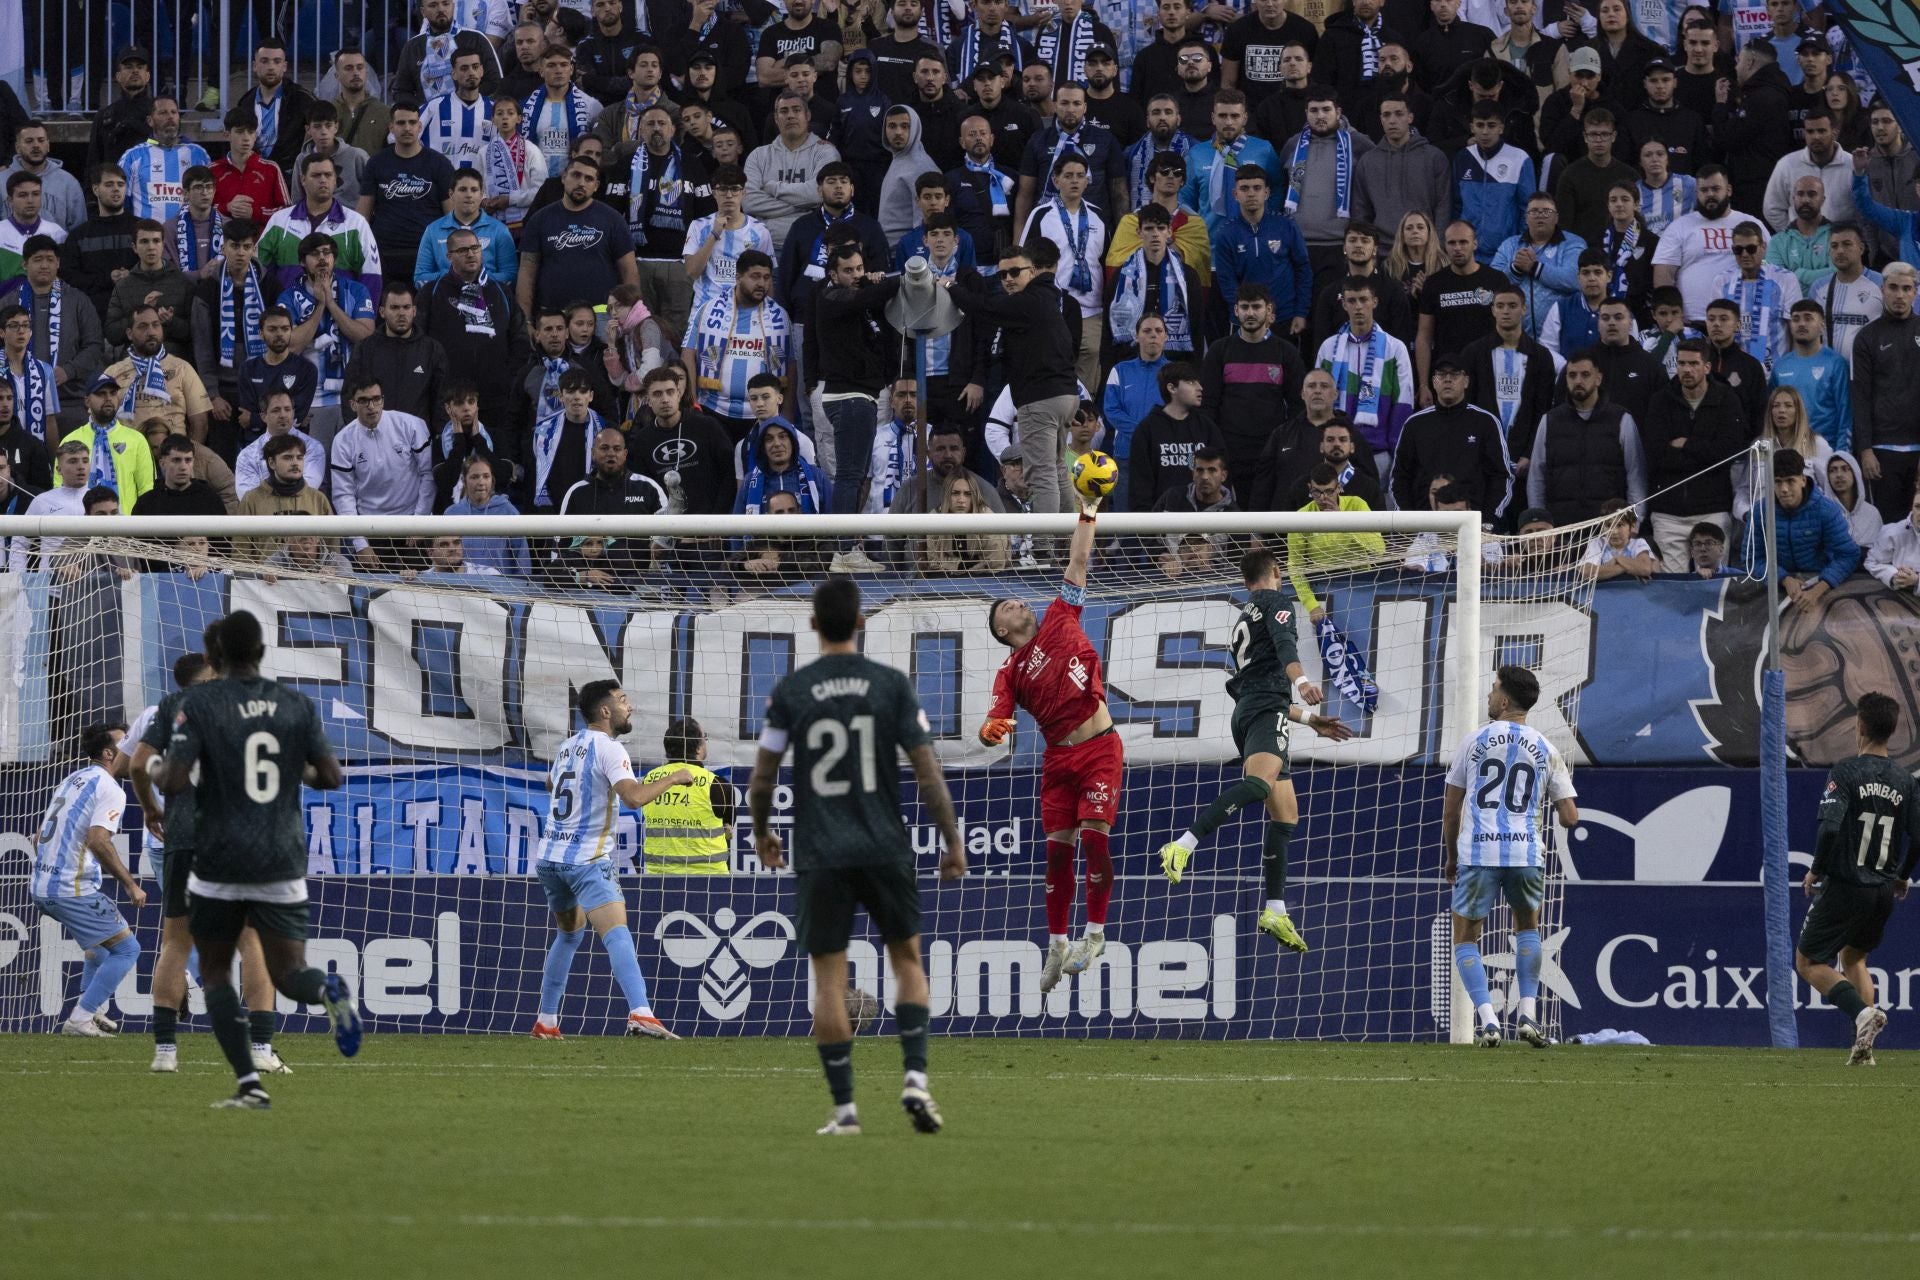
[4,1034,1915,1279]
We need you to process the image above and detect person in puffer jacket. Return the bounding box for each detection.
[1743,446,1862,610]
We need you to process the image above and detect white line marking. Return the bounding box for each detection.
[4,1207,1917,1247]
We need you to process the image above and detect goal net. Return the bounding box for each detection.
[0,508,1606,1042]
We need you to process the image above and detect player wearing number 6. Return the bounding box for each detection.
[981,493,1122,993]
[1159,548,1353,952]
[530,680,697,1041]
[1442,665,1578,1049]
[152,611,357,1110]
[1795,693,1918,1066]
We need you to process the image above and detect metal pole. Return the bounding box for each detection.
[219,0,233,115]
[1755,438,1798,1049]
[913,330,931,495]
[1448,512,1483,1045]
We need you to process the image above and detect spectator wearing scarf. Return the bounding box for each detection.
[59,372,154,509]
[482,96,548,229]
[944,8,1031,87]
[947,112,1018,258]
[521,50,606,172]
[1313,276,1417,464]
[1124,104,1194,211]
[417,229,531,441]
[1180,89,1282,235]
[0,302,59,443]
[188,218,279,454]
[1033,0,1114,87]
[0,235,105,426]
[1107,206,1199,358]
[163,166,224,283]
[735,417,831,514]
[1277,92,1370,269]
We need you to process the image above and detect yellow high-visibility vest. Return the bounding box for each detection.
[640,763,730,874]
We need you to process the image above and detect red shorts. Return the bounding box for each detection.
[1039,730,1125,834]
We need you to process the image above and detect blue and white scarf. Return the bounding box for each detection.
[0,348,49,442]
[965,154,1013,216]
[538,355,570,423]
[1726,271,1789,368]
[1125,132,1191,210]
[174,208,223,272]
[521,87,596,155]
[1285,128,1351,219]
[287,279,351,392]
[440,418,495,458]
[484,133,527,205]
[83,423,117,494]
[618,89,669,148]
[1325,324,1388,431]
[219,265,268,370]
[12,281,62,365]
[1357,17,1383,80]
[1491,344,1527,435]
[954,22,1025,82]
[1316,615,1379,712]
[255,88,283,156]
[532,407,602,507]
[629,144,684,244]
[916,0,958,47]
[121,351,171,418]
[1600,220,1639,298]
[1035,12,1099,85]
[1055,201,1094,294]
[1637,174,1695,236]
[807,203,856,277]
[420,30,459,101]
[1205,135,1248,221]
[1109,248,1191,350]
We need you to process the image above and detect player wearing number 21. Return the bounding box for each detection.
[530,680,698,1042]
[1160,548,1353,953]
[749,578,966,1136]
[152,611,360,1110]
[1441,665,1577,1050]
[1795,693,1917,1066]
[981,494,1121,994]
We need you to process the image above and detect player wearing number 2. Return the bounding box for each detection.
[152,612,359,1110]
[530,680,696,1041]
[981,493,1122,993]
[1442,665,1578,1050]
[1795,693,1918,1066]
[1159,548,1353,952]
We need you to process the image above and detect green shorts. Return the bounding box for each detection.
[794,863,922,957]
[1232,702,1291,772]
[1797,879,1897,967]
[188,895,311,944]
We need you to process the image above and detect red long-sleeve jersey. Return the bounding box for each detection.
[989,594,1107,747]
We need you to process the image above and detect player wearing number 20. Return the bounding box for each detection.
[750,578,967,1136]
[1795,693,1918,1066]
[153,611,359,1110]
[1159,548,1352,953]
[981,494,1122,994]
[530,680,696,1041]
[1441,665,1577,1050]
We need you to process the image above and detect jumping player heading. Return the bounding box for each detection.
[981,492,1119,992]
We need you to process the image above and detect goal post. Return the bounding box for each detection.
[0,508,1604,1042]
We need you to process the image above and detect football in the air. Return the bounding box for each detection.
[1071,451,1118,502]
[845,986,880,1035]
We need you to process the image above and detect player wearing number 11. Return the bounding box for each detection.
[1795,693,1918,1066]
[1442,665,1578,1049]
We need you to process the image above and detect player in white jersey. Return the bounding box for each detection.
[1441,665,1578,1049]
[531,679,695,1040]
[31,725,143,1038]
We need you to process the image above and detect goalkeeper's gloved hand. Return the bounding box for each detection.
[978,717,1015,747]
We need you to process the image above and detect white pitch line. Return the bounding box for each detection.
[5,1207,1918,1249]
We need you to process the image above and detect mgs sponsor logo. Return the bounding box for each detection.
[656,907,794,1019]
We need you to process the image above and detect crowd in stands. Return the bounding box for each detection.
[3,1,1920,600]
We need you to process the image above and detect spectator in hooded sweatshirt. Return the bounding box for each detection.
[1742,445,1862,608]
[443,454,532,576]
[1353,94,1453,246]
[876,106,939,244]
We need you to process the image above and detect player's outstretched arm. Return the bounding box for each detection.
[1064,493,1099,590]
[746,745,786,869]
[908,744,967,880]
[615,767,697,810]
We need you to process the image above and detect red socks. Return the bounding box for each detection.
[1044,839,1076,935]
[1081,829,1113,927]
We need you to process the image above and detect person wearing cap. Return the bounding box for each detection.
[1742,445,1861,603]
[679,50,759,152]
[1624,59,1709,177]
[1391,353,1512,522]
[1082,42,1145,147]
[1786,33,1834,142]
[58,372,154,511]
[1763,104,1856,232]
[85,48,155,183]
[2,122,84,233]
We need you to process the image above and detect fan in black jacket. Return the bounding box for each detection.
[1461,298,1560,468]
[1389,358,1514,522]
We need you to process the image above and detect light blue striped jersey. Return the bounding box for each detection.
[1444,720,1575,869]
[682,213,777,331]
[422,94,497,173]
[688,294,790,421]
[536,728,635,865]
[126,703,163,853]
[120,140,214,223]
[30,763,126,898]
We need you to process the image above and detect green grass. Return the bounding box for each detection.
[5,1034,1916,1279]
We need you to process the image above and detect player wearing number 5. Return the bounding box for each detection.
[1442,665,1578,1049]
[1795,693,1918,1066]
[981,494,1122,993]
[1159,548,1353,952]
[531,680,697,1042]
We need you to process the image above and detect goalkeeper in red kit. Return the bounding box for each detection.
[980,492,1120,993]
